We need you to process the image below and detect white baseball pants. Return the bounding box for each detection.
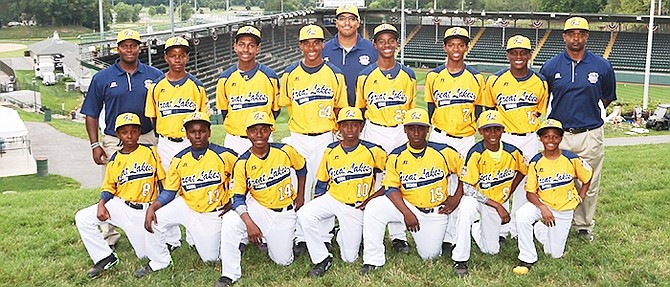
[516,202,574,263]
[500,133,539,238]
[452,196,502,262]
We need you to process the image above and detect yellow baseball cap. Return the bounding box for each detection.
[116,29,141,44]
[337,107,364,123]
[506,35,532,51]
[403,108,430,127]
[478,110,504,129]
[115,113,141,130]
[164,36,191,53]
[444,27,470,43]
[236,25,262,43]
[373,23,399,40]
[299,24,325,41]
[246,111,275,130]
[183,112,210,128]
[537,119,564,136]
[564,17,589,31]
[336,4,359,18]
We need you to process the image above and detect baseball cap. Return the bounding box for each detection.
[246,111,275,130]
[337,107,364,123]
[116,29,141,44]
[478,110,504,129]
[444,27,470,43]
[236,25,262,43]
[336,4,360,18]
[164,36,191,53]
[537,119,564,136]
[115,113,141,130]
[183,112,211,128]
[403,108,430,127]
[564,17,589,31]
[299,25,325,41]
[506,35,532,51]
[373,24,399,40]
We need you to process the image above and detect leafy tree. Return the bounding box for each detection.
[179,2,194,20]
[156,4,167,14]
[114,2,141,22]
[148,6,157,16]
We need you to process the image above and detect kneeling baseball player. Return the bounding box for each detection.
[451,110,527,277]
[136,112,237,278]
[513,119,592,275]
[360,108,464,274]
[215,111,307,287]
[75,113,165,278]
[297,107,387,277]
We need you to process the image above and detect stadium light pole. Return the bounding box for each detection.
[642,0,656,110]
[170,0,175,36]
[99,0,104,40]
[400,1,405,66]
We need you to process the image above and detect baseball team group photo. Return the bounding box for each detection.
[1,0,669,286]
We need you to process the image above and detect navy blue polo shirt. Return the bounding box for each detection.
[323,34,378,106]
[540,50,616,130]
[81,59,164,137]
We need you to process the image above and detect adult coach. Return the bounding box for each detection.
[539,16,616,241]
[323,4,378,106]
[81,29,163,247]
[216,26,280,155]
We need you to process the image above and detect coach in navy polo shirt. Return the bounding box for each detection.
[539,17,616,242]
[323,4,377,106]
[80,29,164,247]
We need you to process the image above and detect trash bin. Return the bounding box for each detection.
[35,156,48,177]
[44,109,52,122]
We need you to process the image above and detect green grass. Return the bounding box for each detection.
[14,70,84,114]
[0,26,92,40]
[0,174,80,191]
[0,143,669,286]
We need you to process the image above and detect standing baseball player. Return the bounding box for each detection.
[424,27,485,253]
[513,119,592,275]
[135,112,237,278]
[355,23,416,252]
[481,34,549,238]
[216,25,280,155]
[360,108,464,274]
[297,107,387,277]
[451,110,527,277]
[278,24,348,255]
[81,29,163,248]
[216,111,306,287]
[75,113,164,278]
[322,4,378,106]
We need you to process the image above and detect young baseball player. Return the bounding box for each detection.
[75,113,165,278]
[278,24,348,255]
[424,27,485,252]
[135,112,237,278]
[215,111,306,287]
[451,110,527,277]
[216,26,281,155]
[481,35,549,239]
[355,23,416,253]
[513,119,592,275]
[360,108,464,274]
[297,107,387,277]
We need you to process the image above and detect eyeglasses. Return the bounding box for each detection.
[337,16,358,22]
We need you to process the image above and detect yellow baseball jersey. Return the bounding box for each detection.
[425,65,485,137]
[315,140,387,204]
[215,63,280,136]
[481,69,549,134]
[355,63,417,126]
[383,142,463,208]
[526,150,593,211]
[164,144,237,212]
[279,61,348,134]
[232,143,307,209]
[102,144,165,203]
[461,141,528,204]
[145,73,209,138]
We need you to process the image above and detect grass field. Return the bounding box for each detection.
[1,143,669,286]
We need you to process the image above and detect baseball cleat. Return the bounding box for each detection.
[214,276,234,287]
[441,242,455,257]
[453,261,469,277]
[325,242,333,253]
[360,264,382,275]
[86,252,119,278]
[257,242,268,253]
[392,239,410,254]
[293,241,307,257]
[238,243,247,255]
[134,264,155,278]
[512,260,534,275]
[307,256,333,277]
[576,229,594,241]
[499,236,507,245]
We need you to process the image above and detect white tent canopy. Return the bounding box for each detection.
[0,106,36,177]
[0,106,28,138]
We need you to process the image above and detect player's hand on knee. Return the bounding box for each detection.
[496,205,510,224]
[403,212,420,232]
[92,147,108,165]
[96,202,110,221]
[218,201,233,217]
[246,223,263,244]
[144,209,158,233]
[440,196,461,214]
[294,197,304,211]
[539,205,555,227]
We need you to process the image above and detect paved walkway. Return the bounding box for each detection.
[604,135,670,146]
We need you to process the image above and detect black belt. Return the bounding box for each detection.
[433,128,463,139]
[369,121,399,128]
[302,131,328,137]
[509,132,530,136]
[416,206,442,214]
[344,201,363,208]
[124,201,148,210]
[564,127,595,134]
[161,136,184,142]
[270,205,294,212]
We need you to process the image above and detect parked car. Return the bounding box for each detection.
[645,104,670,131]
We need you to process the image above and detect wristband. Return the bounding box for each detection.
[91,142,101,149]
